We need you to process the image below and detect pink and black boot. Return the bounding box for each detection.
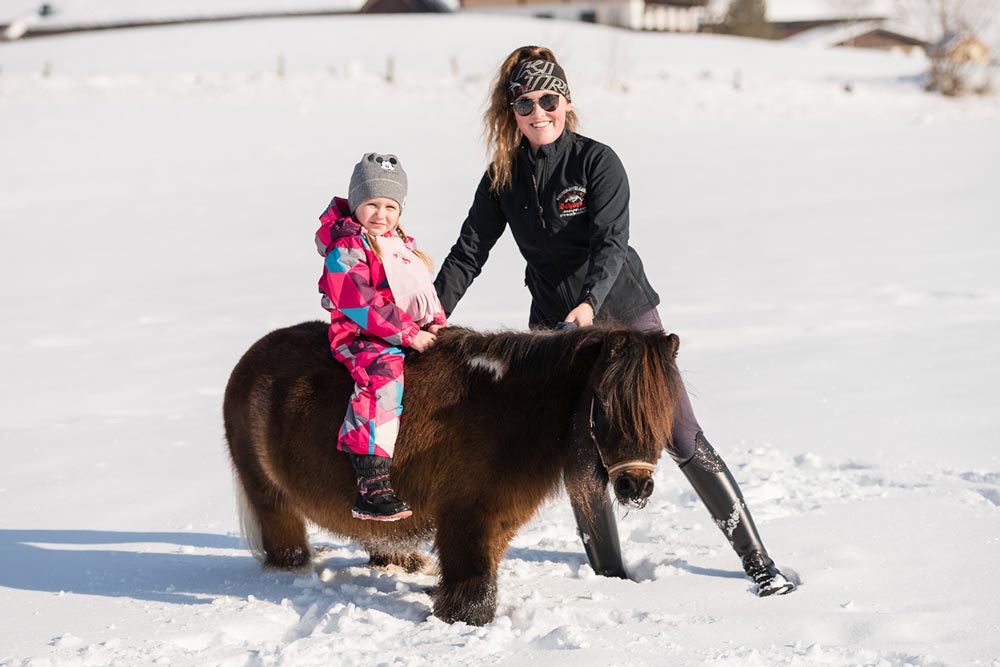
[349,454,412,521]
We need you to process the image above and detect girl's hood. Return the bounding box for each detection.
[314,197,361,257]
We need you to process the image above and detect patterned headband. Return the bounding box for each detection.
[508,59,571,102]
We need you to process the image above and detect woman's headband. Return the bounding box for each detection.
[508,59,571,102]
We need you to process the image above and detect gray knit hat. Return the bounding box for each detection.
[348,152,408,214]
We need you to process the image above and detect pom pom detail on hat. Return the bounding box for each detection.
[348,152,408,214]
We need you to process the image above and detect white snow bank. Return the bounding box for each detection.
[1,12,999,667]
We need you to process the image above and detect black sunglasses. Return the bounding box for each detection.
[510,93,561,117]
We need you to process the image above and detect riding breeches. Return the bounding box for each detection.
[333,336,406,458]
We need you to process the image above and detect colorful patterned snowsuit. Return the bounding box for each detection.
[315,197,447,458]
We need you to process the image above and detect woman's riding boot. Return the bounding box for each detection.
[349,453,413,522]
[571,487,629,579]
[679,432,795,596]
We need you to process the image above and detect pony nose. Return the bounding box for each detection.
[613,473,655,503]
[614,474,638,499]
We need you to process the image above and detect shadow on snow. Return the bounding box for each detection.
[0,529,368,607]
[0,530,742,611]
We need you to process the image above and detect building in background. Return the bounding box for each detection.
[784,20,929,55]
[361,0,450,12]
[598,0,706,32]
[455,0,708,32]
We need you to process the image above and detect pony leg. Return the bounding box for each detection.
[432,515,500,626]
[366,549,430,574]
[235,472,312,570]
[570,487,629,579]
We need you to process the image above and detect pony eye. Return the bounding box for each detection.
[389,158,397,165]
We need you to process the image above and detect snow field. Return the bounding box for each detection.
[2,11,1000,667]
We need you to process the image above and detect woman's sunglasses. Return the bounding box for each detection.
[510,93,561,117]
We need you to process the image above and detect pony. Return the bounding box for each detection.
[224,321,681,625]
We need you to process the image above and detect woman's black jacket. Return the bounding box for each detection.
[434,131,660,328]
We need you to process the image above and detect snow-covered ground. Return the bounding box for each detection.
[2,11,1000,667]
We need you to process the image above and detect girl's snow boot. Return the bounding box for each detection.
[349,454,412,521]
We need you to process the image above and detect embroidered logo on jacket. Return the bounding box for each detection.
[556,186,587,218]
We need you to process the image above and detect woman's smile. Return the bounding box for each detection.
[514,90,570,153]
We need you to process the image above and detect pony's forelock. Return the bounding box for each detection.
[596,330,678,456]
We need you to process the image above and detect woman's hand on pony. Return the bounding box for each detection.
[563,302,595,328]
[410,330,438,353]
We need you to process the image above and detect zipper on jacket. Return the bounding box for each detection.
[531,159,576,313]
[525,141,576,317]
[531,173,546,231]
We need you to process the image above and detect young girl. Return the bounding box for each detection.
[315,152,446,521]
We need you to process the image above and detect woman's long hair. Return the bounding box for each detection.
[483,45,579,194]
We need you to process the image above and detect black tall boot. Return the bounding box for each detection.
[349,454,412,522]
[571,487,629,579]
[679,433,795,596]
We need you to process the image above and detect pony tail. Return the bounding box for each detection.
[234,472,267,563]
[484,45,579,194]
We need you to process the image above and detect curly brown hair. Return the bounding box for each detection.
[484,46,579,193]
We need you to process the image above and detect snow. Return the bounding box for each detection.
[765,0,896,22]
[2,10,1000,667]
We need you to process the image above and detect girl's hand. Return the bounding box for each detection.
[425,324,443,334]
[563,302,595,328]
[410,330,437,353]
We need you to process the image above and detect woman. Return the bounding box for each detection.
[433,45,795,596]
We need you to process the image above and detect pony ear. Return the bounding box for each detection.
[666,333,680,359]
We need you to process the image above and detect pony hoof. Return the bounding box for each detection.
[432,602,496,626]
[368,551,430,574]
[264,546,312,571]
[432,579,498,626]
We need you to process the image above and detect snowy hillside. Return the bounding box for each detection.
[2,11,999,667]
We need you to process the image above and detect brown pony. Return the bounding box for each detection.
[224,321,681,625]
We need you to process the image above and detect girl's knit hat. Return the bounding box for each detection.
[348,153,408,213]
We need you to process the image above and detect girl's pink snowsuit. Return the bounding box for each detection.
[315,197,447,458]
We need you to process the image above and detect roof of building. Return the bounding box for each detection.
[786,20,928,48]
